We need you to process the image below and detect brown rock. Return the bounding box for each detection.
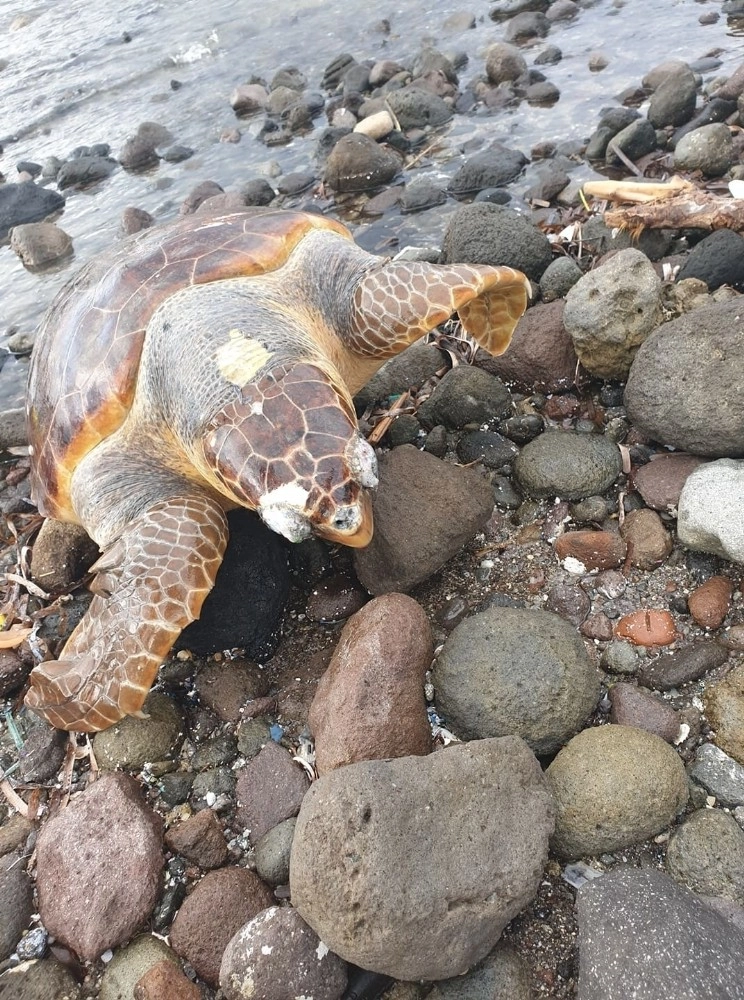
[36,772,163,961]
[639,640,729,690]
[580,612,613,641]
[134,959,201,1000]
[688,575,734,629]
[608,683,681,742]
[554,530,627,571]
[309,594,433,775]
[10,222,72,268]
[164,809,229,869]
[235,742,310,842]
[704,663,744,764]
[633,453,707,511]
[30,519,100,592]
[614,610,678,647]
[169,867,273,987]
[353,446,495,595]
[545,579,590,625]
[620,508,673,569]
[0,649,29,697]
[121,206,154,235]
[324,133,401,193]
[305,573,368,623]
[230,83,269,115]
[0,813,33,856]
[476,300,580,393]
[194,660,269,723]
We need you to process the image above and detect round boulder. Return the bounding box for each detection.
[666,808,744,904]
[547,724,688,859]
[624,299,744,457]
[514,430,622,500]
[563,249,662,378]
[440,202,552,281]
[290,738,554,981]
[434,607,600,755]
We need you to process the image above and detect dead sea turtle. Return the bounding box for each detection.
[24,209,529,732]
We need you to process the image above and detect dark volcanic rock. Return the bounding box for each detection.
[178,509,289,660]
[0,853,34,962]
[353,445,495,594]
[476,299,579,393]
[219,906,347,1000]
[170,867,274,987]
[416,365,512,429]
[677,229,744,291]
[448,147,529,200]
[638,641,729,690]
[441,202,552,281]
[323,134,401,192]
[514,430,622,499]
[0,182,65,240]
[235,741,310,842]
[577,868,744,1000]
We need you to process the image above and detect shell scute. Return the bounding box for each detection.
[27,210,350,518]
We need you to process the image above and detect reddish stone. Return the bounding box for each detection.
[608,683,681,742]
[688,576,734,630]
[476,299,580,394]
[235,742,310,843]
[194,660,269,723]
[633,454,707,511]
[134,959,201,1000]
[554,530,627,571]
[169,867,273,986]
[614,610,678,647]
[36,773,163,962]
[309,593,433,775]
[164,809,229,869]
[580,612,613,641]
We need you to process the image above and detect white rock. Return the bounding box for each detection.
[677,458,744,563]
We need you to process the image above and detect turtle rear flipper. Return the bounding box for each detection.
[348,261,531,363]
[25,495,227,732]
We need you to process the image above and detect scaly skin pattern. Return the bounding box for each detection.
[25,496,227,731]
[24,210,530,732]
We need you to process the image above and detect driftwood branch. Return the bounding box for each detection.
[583,177,744,234]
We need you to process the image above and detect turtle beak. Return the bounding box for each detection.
[315,491,374,548]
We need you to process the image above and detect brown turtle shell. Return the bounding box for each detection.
[27,210,350,520]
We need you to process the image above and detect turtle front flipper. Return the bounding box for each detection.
[347,260,531,368]
[25,495,227,732]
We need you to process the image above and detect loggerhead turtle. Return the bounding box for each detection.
[24,209,529,732]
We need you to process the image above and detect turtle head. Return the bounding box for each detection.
[205,363,377,547]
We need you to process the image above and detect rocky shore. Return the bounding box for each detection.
[1,1,744,998]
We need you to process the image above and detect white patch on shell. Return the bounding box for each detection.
[215,328,273,386]
[261,944,273,955]
[316,941,329,960]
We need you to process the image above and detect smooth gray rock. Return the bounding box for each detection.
[0,181,65,240]
[98,934,179,1000]
[648,64,698,127]
[434,606,600,755]
[290,738,554,981]
[577,868,744,1000]
[674,123,735,177]
[416,365,512,429]
[548,724,688,859]
[666,808,744,904]
[387,86,453,129]
[678,459,744,561]
[564,249,662,378]
[624,301,744,457]
[690,743,744,807]
[426,941,532,999]
[514,430,622,500]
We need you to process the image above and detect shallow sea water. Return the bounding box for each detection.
[0,0,741,406]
